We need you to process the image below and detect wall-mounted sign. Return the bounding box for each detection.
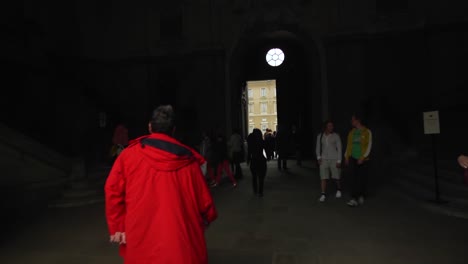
[423,111,440,134]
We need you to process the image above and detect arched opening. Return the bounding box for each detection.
[228,29,323,158]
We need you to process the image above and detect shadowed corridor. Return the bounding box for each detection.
[1,160,467,264]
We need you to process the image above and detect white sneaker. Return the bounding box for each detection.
[358,196,365,205]
[319,194,326,202]
[347,199,358,207]
[335,190,342,198]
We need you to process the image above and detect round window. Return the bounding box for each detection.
[266,48,285,67]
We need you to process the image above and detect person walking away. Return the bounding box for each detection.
[272,131,278,159]
[208,133,237,187]
[264,129,275,161]
[276,126,288,170]
[110,122,129,162]
[247,128,267,197]
[229,128,244,180]
[199,131,212,180]
[105,105,218,264]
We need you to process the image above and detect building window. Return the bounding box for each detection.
[273,102,277,113]
[249,103,254,114]
[249,125,254,134]
[261,88,267,97]
[248,89,253,98]
[261,124,267,132]
[261,102,267,114]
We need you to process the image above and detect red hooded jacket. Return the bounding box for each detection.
[105,133,217,264]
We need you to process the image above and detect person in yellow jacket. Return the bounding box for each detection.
[344,113,372,207]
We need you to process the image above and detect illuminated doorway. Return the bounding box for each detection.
[246,80,278,135]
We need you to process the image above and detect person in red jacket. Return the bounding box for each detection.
[110,121,129,161]
[105,105,217,264]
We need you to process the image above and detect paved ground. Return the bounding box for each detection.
[1,160,468,264]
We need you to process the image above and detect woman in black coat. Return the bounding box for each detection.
[247,128,267,197]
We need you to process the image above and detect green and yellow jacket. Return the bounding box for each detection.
[344,127,372,161]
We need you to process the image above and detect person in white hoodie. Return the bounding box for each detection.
[316,120,342,202]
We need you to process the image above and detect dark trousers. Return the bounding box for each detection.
[208,160,237,184]
[265,147,274,160]
[232,151,243,179]
[349,157,369,199]
[250,160,267,195]
[277,153,288,169]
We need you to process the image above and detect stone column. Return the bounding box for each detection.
[225,52,232,137]
[316,37,329,121]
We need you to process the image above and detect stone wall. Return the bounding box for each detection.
[2,0,468,160]
[0,123,71,221]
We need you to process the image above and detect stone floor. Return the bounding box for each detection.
[1,160,468,264]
